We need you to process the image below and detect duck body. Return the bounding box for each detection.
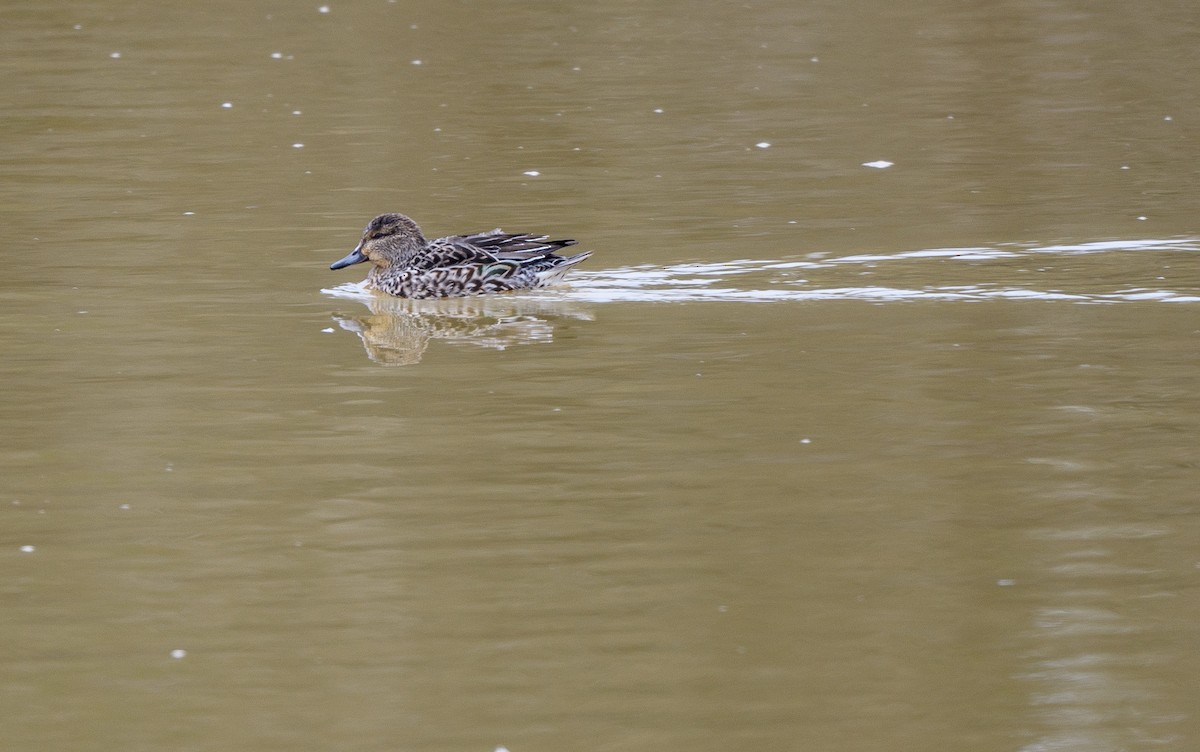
[330,213,591,299]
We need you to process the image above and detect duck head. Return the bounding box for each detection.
[330,213,428,270]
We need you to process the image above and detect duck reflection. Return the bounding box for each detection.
[329,290,593,365]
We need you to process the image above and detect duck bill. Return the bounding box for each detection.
[330,243,368,270]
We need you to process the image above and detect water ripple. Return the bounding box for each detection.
[563,237,1200,303]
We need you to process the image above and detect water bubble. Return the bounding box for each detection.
[221,102,232,109]
[170,649,187,659]
[318,5,330,13]
[862,160,894,169]
[523,170,540,177]
[19,545,35,553]
[109,51,121,59]
[756,142,771,149]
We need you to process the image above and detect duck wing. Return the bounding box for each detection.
[406,236,499,271]
[409,231,579,271]
[463,230,578,257]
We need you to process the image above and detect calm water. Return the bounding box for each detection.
[3,1,1199,750]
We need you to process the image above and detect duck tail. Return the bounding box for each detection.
[537,251,592,284]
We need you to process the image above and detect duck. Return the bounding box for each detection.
[329,213,591,299]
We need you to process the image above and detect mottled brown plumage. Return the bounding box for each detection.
[329,213,590,298]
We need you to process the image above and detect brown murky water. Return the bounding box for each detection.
[3,1,1199,750]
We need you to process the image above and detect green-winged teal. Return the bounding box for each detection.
[329,213,591,298]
